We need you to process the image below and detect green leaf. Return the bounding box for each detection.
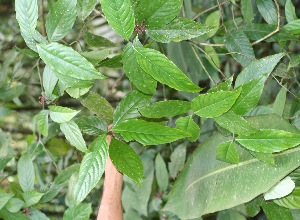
[77,0,97,21]
[42,65,58,100]
[49,106,79,124]
[284,19,300,34]
[216,141,239,164]
[37,43,106,88]
[256,0,277,25]
[191,88,242,118]
[45,138,71,156]
[133,46,201,92]
[100,0,134,40]
[175,116,200,142]
[112,119,189,146]
[97,55,123,68]
[18,152,35,192]
[37,110,49,136]
[66,87,90,99]
[262,201,293,220]
[80,91,114,122]
[74,135,108,204]
[123,41,157,94]
[5,198,24,213]
[249,151,275,166]
[133,0,182,27]
[146,18,211,43]
[245,198,263,217]
[241,0,253,24]
[109,138,144,186]
[204,45,221,70]
[155,153,169,192]
[80,49,112,64]
[0,85,26,101]
[274,187,300,209]
[202,10,220,39]
[217,210,246,220]
[16,47,39,57]
[60,121,87,153]
[15,0,38,51]
[83,31,115,48]
[139,100,190,118]
[75,116,108,136]
[208,77,233,93]
[22,190,44,207]
[0,208,28,220]
[45,0,77,42]
[63,203,92,220]
[164,132,300,219]
[264,176,295,200]
[0,156,13,172]
[273,86,287,116]
[285,0,298,23]
[235,53,285,87]
[113,90,152,127]
[0,193,14,210]
[168,144,186,179]
[30,207,49,220]
[237,129,300,153]
[224,30,255,67]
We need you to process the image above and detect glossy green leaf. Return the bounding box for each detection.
[63,203,92,220]
[42,65,58,100]
[113,119,189,146]
[133,0,182,27]
[256,0,277,24]
[274,187,300,209]
[5,198,24,213]
[37,43,106,88]
[273,86,287,116]
[285,0,297,23]
[49,106,79,124]
[262,201,293,220]
[237,129,300,153]
[123,41,157,94]
[18,152,35,192]
[164,132,300,218]
[74,135,108,204]
[224,30,255,67]
[109,138,143,186]
[0,193,13,210]
[235,53,284,87]
[264,177,295,200]
[23,190,44,207]
[0,85,26,101]
[216,141,239,164]
[134,47,201,92]
[80,91,114,122]
[140,100,190,118]
[146,18,211,43]
[15,0,38,51]
[175,116,200,142]
[77,0,97,21]
[168,144,186,179]
[241,0,253,24]
[75,116,108,136]
[100,0,134,40]
[155,153,169,192]
[83,31,115,48]
[0,156,13,172]
[202,10,220,39]
[191,88,242,118]
[37,110,49,136]
[284,19,300,35]
[60,121,87,153]
[45,0,77,42]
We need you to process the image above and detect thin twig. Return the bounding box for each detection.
[193,1,228,20]
[197,42,225,47]
[39,0,46,36]
[252,0,280,45]
[272,75,299,100]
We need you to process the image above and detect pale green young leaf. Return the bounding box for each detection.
[168,144,186,179]
[274,187,300,209]
[112,119,190,146]
[29,207,49,220]
[204,45,221,70]
[66,87,90,99]
[77,0,97,21]
[0,193,13,210]
[256,0,277,24]
[134,46,201,92]
[191,88,242,118]
[216,141,239,164]
[80,49,112,64]
[5,198,24,213]
[22,190,44,207]
[0,156,13,172]
[123,41,157,94]
[60,121,87,153]
[109,138,144,186]
[15,0,38,51]
[74,135,108,204]
[133,0,182,28]
[37,110,49,136]
[139,100,190,118]
[175,116,200,142]
[146,18,211,43]
[18,152,35,192]
[264,177,295,200]
[63,203,92,220]
[261,201,293,220]
[100,0,134,40]
[49,106,79,124]
[37,43,106,88]
[113,90,152,127]
[273,86,287,116]
[45,0,77,42]
[155,153,169,192]
[75,116,108,136]
[80,91,114,122]
[202,10,220,39]
[285,0,298,23]
[42,65,58,100]
[224,30,255,67]
[237,129,300,153]
[241,0,253,24]
[284,19,300,34]
[83,31,115,48]
[235,53,285,87]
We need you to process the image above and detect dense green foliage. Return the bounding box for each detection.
[1,0,300,219]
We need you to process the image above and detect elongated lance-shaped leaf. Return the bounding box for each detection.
[236,129,300,153]
[18,152,35,192]
[123,41,157,94]
[216,141,239,164]
[46,0,77,42]
[256,0,277,24]
[285,0,298,23]
[15,0,38,51]
[175,116,200,142]
[74,135,108,204]
[139,100,191,118]
[0,156,13,172]
[77,0,98,21]
[43,65,58,100]
[133,46,201,92]
[155,153,169,192]
[100,0,135,40]
[147,18,211,43]
[37,110,49,136]
[37,43,106,88]
[109,138,143,186]
[113,90,152,127]
[49,106,80,124]
[112,119,190,146]
[241,0,253,24]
